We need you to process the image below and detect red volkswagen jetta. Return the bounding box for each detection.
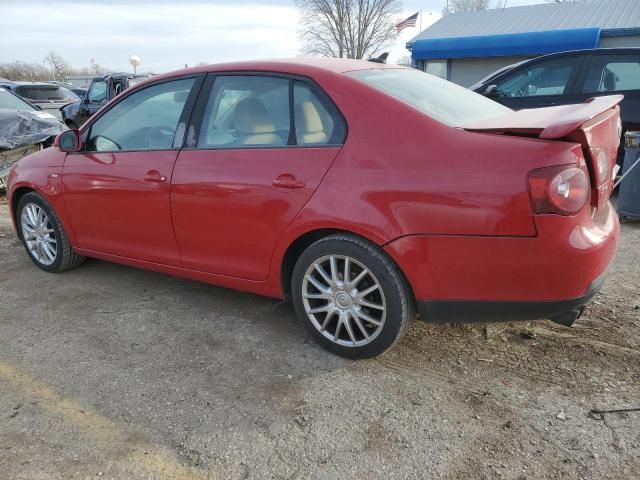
[7,59,621,358]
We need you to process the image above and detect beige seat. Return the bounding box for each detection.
[233,98,282,146]
[295,101,328,145]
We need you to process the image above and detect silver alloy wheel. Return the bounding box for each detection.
[20,202,57,266]
[302,254,386,347]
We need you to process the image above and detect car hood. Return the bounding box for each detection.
[0,108,65,150]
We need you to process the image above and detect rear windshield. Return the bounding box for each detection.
[16,85,79,102]
[348,68,511,126]
[0,87,36,111]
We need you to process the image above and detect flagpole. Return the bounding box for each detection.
[419,9,422,31]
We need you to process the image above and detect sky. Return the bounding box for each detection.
[0,0,549,74]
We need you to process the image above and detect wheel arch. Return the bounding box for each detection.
[10,186,38,239]
[279,227,416,306]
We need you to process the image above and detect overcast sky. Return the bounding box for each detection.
[0,0,548,74]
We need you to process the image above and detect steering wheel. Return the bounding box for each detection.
[144,126,175,149]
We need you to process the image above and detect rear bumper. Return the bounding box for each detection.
[416,270,606,326]
[384,202,619,324]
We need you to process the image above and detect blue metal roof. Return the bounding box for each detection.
[411,28,601,61]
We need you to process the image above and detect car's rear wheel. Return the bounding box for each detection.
[17,192,85,273]
[291,234,414,359]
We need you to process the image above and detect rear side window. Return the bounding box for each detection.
[495,58,578,97]
[582,54,640,93]
[293,81,345,145]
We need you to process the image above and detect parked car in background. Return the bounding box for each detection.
[471,48,639,161]
[7,59,621,358]
[60,73,152,128]
[0,87,64,189]
[0,81,79,121]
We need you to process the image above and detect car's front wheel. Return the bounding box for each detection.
[17,192,85,273]
[291,234,414,359]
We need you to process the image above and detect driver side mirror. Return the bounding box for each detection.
[484,84,499,97]
[57,129,82,152]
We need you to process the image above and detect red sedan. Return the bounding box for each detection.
[7,59,621,358]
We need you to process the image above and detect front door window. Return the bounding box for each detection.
[87,77,195,152]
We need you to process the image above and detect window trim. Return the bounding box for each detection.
[75,73,205,155]
[184,71,348,151]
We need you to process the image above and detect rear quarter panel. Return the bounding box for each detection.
[266,71,584,291]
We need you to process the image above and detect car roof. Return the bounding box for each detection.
[149,58,405,84]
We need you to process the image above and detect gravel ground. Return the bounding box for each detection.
[0,197,639,480]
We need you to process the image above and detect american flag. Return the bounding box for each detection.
[395,12,419,32]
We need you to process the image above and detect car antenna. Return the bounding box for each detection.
[368,52,389,64]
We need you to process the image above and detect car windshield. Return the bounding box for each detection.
[0,87,36,111]
[348,68,511,126]
[16,85,79,102]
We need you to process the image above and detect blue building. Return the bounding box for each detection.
[407,0,640,86]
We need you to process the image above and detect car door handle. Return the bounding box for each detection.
[272,175,305,189]
[144,170,167,182]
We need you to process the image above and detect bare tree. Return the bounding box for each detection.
[443,0,490,15]
[296,0,402,59]
[43,51,70,81]
[0,60,111,82]
[0,61,51,81]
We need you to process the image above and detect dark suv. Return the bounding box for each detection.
[472,48,640,151]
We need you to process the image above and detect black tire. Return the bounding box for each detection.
[291,233,414,359]
[17,192,86,273]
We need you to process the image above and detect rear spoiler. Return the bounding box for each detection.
[463,95,624,139]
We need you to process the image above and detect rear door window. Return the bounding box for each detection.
[582,54,640,93]
[198,75,291,148]
[496,58,579,97]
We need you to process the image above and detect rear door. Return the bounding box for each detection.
[575,51,640,134]
[492,55,585,109]
[171,73,346,281]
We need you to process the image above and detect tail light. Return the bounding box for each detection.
[528,164,590,215]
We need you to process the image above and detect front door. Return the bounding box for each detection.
[171,74,346,280]
[63,76,199,266]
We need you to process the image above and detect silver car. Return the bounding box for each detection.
[3,82,79,120]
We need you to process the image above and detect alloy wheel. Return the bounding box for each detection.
[20,202,58,266]
[302,254,386,347]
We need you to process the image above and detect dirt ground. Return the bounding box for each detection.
[0,196,639,480]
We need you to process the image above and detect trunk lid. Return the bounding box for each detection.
[463,95,623,210]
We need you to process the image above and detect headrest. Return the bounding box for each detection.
[603,70,616,91]
[234,98,275,134]
[295,101,324,134]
